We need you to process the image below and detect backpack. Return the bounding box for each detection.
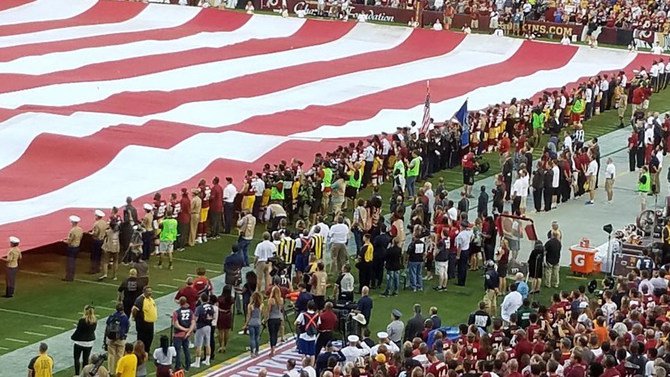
[197,303,214,327]
[105,315,122,341]
[302,312,319,336]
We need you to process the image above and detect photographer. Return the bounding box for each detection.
[79,353,109,377]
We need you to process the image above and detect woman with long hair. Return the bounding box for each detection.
[134,340,149,377]
[244,291,264,357]
[265,285,284,356]
[71,305,97,376]
[238,270,257,335]
[216,285,234,353]
[152,335,176,377]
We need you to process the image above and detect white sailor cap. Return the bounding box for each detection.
[69,215,81,223]
[95,209,105,217]
[9,236,20,244]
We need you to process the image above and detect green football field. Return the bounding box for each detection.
[2,84,669,377]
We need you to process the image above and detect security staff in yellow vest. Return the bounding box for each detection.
[406,151,422,199]
[132,286,158,352]
[638,165,652,211]
[321,163,334,215]
[270,180,285,202]
[357,233,374,294]
[345,161,363,211]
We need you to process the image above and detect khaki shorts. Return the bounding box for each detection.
[435,261,448,276]
[588,175,596,191]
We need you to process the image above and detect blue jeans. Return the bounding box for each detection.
[238,237,251,266]
[173,336,191,371]
[352,228,363,253]
[406,175,417,197]
[408,261,423,290]
[385,270,399,294]
[248,325,260,354]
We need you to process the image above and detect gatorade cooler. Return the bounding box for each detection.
[570,244,597,275]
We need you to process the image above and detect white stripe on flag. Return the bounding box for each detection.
[0,0,96,27]
[0,3,201,49]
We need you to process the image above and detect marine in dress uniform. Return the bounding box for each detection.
[4,236,21,297]
[90,209,108,274]
[64,215,83,282]
[189,189,202,247]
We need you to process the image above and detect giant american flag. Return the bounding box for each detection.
[0,0,656,254]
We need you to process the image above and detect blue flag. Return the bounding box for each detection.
[455,100,469,148]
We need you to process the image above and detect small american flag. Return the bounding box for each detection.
[420,80,431,134]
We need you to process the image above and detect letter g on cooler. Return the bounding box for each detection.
[573,253,585,267]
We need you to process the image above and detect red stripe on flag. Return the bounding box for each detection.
[1,19,353,95]
[0,1,146,38]
[0,8,250,62]
[0,41,573,201]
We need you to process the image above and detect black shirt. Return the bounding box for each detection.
[372,233,391,260]
[544,238,562,265]
[357,296,373,324]
[385,245,403,271]
[407,239,425,263]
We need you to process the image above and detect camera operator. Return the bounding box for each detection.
[79,353,109,377]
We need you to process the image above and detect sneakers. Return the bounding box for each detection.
[191,362,200,369]
[202,359,211,366]
[203,235,208,243]
[196,237,202,244]
[585,200,594,205]
[97,275,107,281]
[380,292,390,297]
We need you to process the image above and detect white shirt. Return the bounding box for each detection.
[512,178,525,197]
[284,369,300,377]
[660,63,666,74]
[425,188,435,212]
[309,223,330,240]
[153,346,176,365]
[381,138,392,155]
[651,63,659,77]
[295,311,321,341]
[653,45,663,55]
[433,21,443,30]
[371,341,400,356]
[364,145,376,162]
[645,359,655,377]
[223,183,238,203]
[254,240,276,262]
[251,178,265,197]
[447,207,458,222]
[605,162,616,179]
[329,223,350,244]
[552,165,560,188]
[600,80,609,92]
[501,291,523,321]
[586,160,598,177]
[645,127,654,145]
[564,135,573,151]
[584,87,593,102]
[341,342,370,363]
[302,366,317,377]
[561,36,571,45]
[455,229,472,251]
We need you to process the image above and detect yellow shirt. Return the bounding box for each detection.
[68,226,83,247]
[92,219,108,241]
[6,246,20,268]
[116,354,138,377]
[141,296,158,323]
[33,354,54,377]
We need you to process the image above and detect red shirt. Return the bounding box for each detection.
[462,152,475,169]
[515,339,534,360]
[527,323,540,340]
[318,309,338,332]
[193,276,212,296]
[427,361,447,377]
[632,87,645,105]
[499,137,511,154]
[175,285,199,310]
[177,194,191,224]
[210,184,223,212]
[602,367,621,377]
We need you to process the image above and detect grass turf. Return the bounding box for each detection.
[3,85,669,377]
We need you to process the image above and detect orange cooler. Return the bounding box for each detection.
[570,245,598,274]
